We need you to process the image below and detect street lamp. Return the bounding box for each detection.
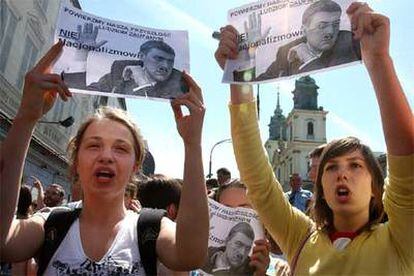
[38,116,75,128]
[207,138,232,179]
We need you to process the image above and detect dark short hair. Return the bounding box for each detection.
[216,179,246,202]
[227,222,254,242]
[17,185,32,218]
[289,173,301,180]
[206,178,219,189]
[309,144,327,159]
[49,184,65,198]
[313,137,384,232]
[217,167,231,176]
[302,0,342,26]
[137,175,182,210]
[139,40,175,56]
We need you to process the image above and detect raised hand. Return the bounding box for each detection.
[250,239,271,276]
[17,41,71,123]
[347,2,390,65]
[215,25,239,70]
[171,72,205,146]
[76,23,107,48]
[127,199,142,213]
[31,176,42,190]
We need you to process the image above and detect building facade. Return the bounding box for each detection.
[0,0,126,200]
[265,76,327,191]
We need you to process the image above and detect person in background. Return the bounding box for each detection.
[206,178,219,199]
[308,144,327,184]
[137,176,182,221]
[32,177,65,209]
[216,167,231,186]
[211,179,271,275]
[284,173,313,213]
[124,182,141,213]
[12,185,37,276]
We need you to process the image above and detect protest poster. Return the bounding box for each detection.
[53,0,189,101]
[198,198,264,276]
[222,0,361,84]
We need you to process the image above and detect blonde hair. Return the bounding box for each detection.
[67,106,145,181]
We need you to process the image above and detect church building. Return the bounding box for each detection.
[265,76,327,191]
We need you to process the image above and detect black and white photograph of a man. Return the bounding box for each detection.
[257,0,361,80]
[201,222,255,275]
[62,23,188,100]
[232,0,361,82]
[116,40,188,99]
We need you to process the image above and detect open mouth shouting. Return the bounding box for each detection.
[94,167,116,183]
[335,185,351,203]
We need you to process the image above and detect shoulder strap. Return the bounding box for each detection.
[290,225,315,276]
[37,208,82,276]
[137,208,166,276]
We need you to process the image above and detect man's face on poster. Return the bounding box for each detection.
[143,48,175,82]
[224,232,253,268]
[304,11,341,53]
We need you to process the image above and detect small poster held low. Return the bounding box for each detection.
[53,0,189,101]
[222,0,361,84]
[197,198,265,276]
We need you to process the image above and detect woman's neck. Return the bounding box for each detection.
[81,194,126,225]
[333,210,369,233]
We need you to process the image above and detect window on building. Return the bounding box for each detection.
[16,37,39,89]
[0,3,18,72]
[307,121,314,139]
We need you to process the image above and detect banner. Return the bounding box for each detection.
[53,1,189,101]
[222,0,361,84]
[198,198,264,275]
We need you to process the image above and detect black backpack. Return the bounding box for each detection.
[36,207,166,276]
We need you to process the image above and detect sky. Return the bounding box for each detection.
[79,0,413,179]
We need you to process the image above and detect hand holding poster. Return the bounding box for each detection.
[53,1,189,101]
[198,198,265,276]
[222,0,361,84]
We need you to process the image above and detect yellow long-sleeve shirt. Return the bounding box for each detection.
[230,101,414,275]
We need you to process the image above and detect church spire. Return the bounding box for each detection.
[268,85,287,141]
[275,85,282,115]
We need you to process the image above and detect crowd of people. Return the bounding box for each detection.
[1,2,413,276]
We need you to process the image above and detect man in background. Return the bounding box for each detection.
[216,168,231,186]
[32,178,65,209]
[308,144,326,184]
[284,173,312,213]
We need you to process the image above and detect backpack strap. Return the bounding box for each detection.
[137,208,166,276]
[37,208,82,276]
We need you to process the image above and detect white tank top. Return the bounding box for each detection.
[43,211,145,275]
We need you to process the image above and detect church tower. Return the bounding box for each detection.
[265,90,286,164]
[266,76,327,191]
